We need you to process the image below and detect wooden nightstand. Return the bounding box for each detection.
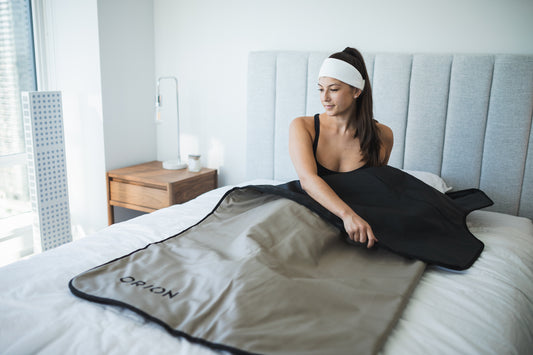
[106,161,217,225]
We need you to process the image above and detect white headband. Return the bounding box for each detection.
[318,58,365,90]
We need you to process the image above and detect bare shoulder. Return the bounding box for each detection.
[290,115,314,129]
[376,122,393,164]
[290,116,315,136]
[377,122,394,147]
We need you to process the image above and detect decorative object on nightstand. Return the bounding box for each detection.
[188,154,202,172]
[106,161,217,225]
[155,76,187,170]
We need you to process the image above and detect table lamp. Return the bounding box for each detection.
[155,76,187,170]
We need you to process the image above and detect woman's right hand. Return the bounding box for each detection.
[289,117,379,249]
[342,211,378,248]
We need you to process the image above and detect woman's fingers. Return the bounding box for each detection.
[343,214,378,248]
[349,226,377,248]
[366,228,378,248]
[359,231,367,244]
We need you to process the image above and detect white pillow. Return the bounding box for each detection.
[402,170,452,193]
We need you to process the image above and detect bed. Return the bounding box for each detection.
[1,52,533,355]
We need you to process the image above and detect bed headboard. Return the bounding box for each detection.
[246,51,533,219]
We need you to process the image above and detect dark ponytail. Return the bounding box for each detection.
[329,47,383,166]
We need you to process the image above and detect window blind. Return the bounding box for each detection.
[0,0,37,265]
[1,0,37,156]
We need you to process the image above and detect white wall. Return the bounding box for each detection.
[41,0,157,236]
[98,0,157,223]
[154,0,533,186]
[40,0,107,238]
[98,0,157,171]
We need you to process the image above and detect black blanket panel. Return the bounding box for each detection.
[251,166,493,270]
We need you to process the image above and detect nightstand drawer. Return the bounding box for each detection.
[109,181,168,210]
[172,172,217,203]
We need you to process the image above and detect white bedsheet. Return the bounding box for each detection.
[1,181,532,355]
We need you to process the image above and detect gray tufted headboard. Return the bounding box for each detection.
[246,51,533,219]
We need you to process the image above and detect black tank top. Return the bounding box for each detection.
[312,114,368,177]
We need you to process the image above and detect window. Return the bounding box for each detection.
[0,0,37,266]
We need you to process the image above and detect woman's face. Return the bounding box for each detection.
[318,77,359,117]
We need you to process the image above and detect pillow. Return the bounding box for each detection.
[402,170,452,193]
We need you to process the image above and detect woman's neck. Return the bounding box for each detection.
[324,107,357,135]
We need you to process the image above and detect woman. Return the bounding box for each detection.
[289,47,393,248]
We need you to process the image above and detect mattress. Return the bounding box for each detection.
[1,180,532,355]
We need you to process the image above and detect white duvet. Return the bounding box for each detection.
[1,181,532,355]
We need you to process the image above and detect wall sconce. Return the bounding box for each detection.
[155,76,187,170]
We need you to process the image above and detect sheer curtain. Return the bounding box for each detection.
[0,0,37,265]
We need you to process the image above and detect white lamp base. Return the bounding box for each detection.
[162,160,187,170]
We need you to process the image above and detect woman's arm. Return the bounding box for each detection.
[288,117,377,248]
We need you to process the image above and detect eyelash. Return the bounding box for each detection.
[318,88,338,92]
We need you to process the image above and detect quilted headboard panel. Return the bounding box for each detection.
[246,52,533,219]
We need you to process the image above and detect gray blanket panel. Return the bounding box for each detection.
[71,188,425,355]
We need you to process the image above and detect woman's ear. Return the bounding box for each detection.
[354,89,362,99]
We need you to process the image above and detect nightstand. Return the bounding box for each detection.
[106,161,217,225]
